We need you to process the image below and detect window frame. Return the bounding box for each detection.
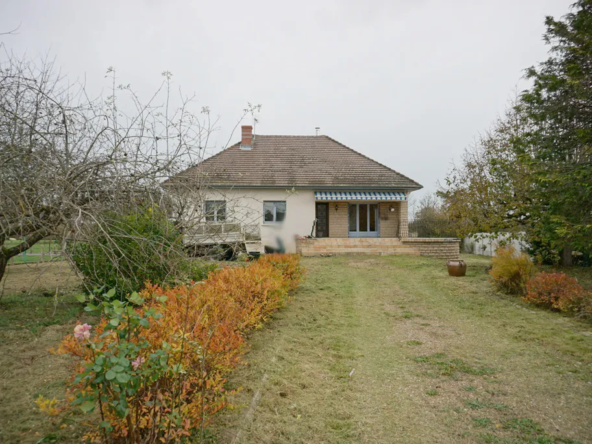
[263,201,286,224]
[348,203,379,237]
[205,200,226,223]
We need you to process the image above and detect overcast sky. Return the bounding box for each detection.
[0,0,573,201]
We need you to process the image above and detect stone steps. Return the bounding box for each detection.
[296,237,421,257]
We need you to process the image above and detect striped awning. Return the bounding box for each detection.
[314,191,407,201]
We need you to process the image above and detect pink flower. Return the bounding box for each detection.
[73,323,92,340]
[132,356,145,370]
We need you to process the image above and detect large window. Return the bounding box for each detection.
[205,201,226,222]
[348,203,378,237]
[263,201,286,223]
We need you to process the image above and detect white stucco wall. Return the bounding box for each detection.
[203,188,316,253]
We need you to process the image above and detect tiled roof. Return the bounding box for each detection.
[177,135,422,190]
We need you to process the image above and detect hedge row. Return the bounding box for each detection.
[55,254,304,443]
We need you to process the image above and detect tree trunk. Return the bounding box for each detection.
[0,229,50,284]
[561,243,573,267]
[0,252,7,288]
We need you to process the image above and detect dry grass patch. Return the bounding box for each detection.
[0,262,88,443]
[1,261,80,296]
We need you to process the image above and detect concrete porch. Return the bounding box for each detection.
[296,237,460,259]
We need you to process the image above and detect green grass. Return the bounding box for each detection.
[413,352,497,378]
[3,239,63,264]
[1,254,591,443]
[0,264,89,443]
[208,254,591,443]
[473,417,493,427]
[0,292,85,334]
[465,398,489,410]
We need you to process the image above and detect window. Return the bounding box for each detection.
[348,203,378,237]
[348,205,357,231]
[205,201,226,222]
[263,201,286,223]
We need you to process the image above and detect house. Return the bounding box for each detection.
[173,126,460,259]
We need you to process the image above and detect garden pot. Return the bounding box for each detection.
[447,260,466,277]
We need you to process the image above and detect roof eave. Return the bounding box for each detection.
[206,184,423,191]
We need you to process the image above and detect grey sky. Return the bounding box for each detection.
[0,0,572,201]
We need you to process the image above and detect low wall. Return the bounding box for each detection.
[296,237,420,257]
[401,238,460,260]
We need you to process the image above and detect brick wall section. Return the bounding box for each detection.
[379,202,399,238]
[400,238,460,260]
[296,237,420,256]
[328,202,349,238]
[296,237,460,259]
[398,200,409,238]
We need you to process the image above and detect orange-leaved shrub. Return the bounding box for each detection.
[202,260,289,331]
[258,253,305,292]
[524,272,591,314]
[55,254,303,443]
[489,246,535,295]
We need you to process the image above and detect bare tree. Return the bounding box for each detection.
[408,193,456,238]
[0,49,247,286]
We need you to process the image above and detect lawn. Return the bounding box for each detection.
[210,255,592,443]
[0,255,591,443]
[3,239,63,264]
[0,262,89,443]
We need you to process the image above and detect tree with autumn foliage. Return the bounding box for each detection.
[441,1,592,265]
[440,102,535,245]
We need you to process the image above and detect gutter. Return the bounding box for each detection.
[208,184,423,191]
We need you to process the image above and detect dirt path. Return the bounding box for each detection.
[211,255,592,444]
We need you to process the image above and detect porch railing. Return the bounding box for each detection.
[183,223,261,245]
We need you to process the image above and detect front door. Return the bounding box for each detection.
[315,203,329,238]
[348,203,379,237]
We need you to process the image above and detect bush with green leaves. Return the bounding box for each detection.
[71,206,186,297]
[183,259,219,282]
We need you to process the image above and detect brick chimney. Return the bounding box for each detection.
[240,125,253,150]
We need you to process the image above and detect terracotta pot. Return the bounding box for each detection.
[447,260,466,277]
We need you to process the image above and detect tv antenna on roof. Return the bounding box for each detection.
[315,127,320,136]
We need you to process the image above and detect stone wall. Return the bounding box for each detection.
[296,237,420,256]
[400,238,460,260]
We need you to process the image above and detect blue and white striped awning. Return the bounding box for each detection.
[314,191,407,201]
